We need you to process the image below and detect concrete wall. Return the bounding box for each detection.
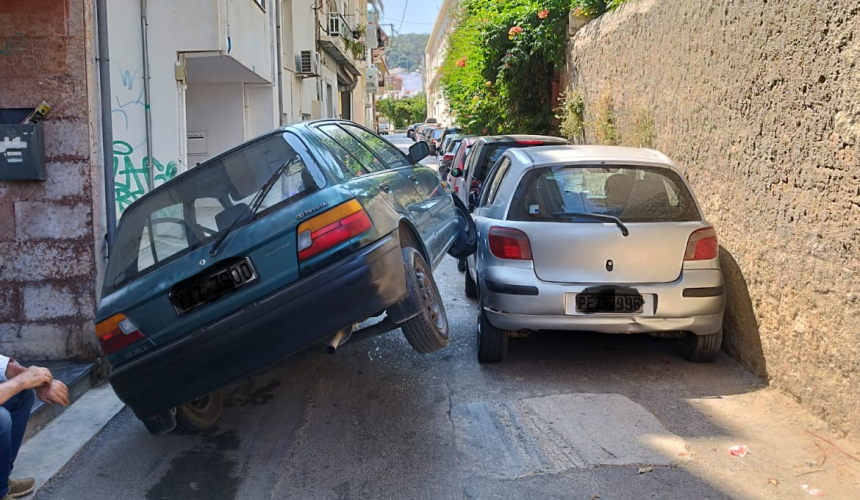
[0,0,102,360]
[566,0,860,437]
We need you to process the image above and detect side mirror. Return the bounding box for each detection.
[450,167,463,178]
[406,141,430,164]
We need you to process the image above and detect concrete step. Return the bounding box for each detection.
[21,359,101,442]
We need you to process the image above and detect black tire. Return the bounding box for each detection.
[477,308,508,363]
[174,390,225,434]
[457,257,466,273]
[464,260,477,299]
[676,329,723,362]
[448,195,478,259]
[400,247,450,354]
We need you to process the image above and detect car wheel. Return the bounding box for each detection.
[676,329,723,362]
[448,195,478,259]
[401,247,449,354]
[457,257,466,273]
[464,260,477,299]
[477,308,508,363]
[174,390,225,434]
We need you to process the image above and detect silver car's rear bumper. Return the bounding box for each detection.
[480,266,725,336]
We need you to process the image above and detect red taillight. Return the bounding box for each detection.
[432,139,438,146]
[488,226,532,260]
[297,200,372,261]
[516,140,544,145]
[684,227,718,261]
[96,314,145,355]
[443,153,454,161]
[454,185,459,194]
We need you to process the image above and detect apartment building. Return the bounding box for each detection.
[424,0,458,123]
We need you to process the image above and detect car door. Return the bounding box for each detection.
[312,123,435,246]
[339,123,454,261]
[468,156,513,283]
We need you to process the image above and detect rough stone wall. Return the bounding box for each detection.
[566,0,860,437]
[0,0,101,360]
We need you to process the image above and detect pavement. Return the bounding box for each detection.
[24,135,860,499]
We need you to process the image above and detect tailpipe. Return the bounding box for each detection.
[326,326,354,355]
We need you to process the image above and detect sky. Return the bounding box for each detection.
[378,0,445,35]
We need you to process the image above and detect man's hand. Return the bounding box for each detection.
[15,366,53,390]
[35,380,69,407]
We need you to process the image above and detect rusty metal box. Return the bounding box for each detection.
[0,108,47,181]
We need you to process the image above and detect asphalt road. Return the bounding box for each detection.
[36,135,858,500]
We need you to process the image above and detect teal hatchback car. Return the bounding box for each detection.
[96,120,475,435]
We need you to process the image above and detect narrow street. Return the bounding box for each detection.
[35,139,860,500]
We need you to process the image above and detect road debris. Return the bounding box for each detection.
[800,484,827,496]
[795,469,825,478]
[806,430,860,464]
[638,467,654,474]
[768,478,778,487]
[729,445,750,457]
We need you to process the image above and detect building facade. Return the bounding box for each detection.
[424,0,458,124]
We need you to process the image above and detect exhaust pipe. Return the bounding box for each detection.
[326,326,353,355]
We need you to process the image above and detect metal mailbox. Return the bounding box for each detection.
[0,108,46,181]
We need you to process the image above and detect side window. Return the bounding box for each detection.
[340,124,410,169]
[317,125,387,174]
[464,143,482,176]
[481,158,511,207]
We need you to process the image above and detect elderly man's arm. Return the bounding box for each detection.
[3,358,70,407]
[0,365,53,405]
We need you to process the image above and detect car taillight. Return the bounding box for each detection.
[516,140,544,145]
[297,199,372,262]
[488,226,532,260]
[96,313,145,355]
[684,227,718,261]
[443,154,454,161]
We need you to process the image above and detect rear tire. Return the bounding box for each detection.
[477,308,508,363]
[676,329,723,362]
[174,390,224,434]
[464,260,477,299]
[401,247,450,354]
[457,258,466,273]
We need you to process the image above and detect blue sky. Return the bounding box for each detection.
[378,0,444,35]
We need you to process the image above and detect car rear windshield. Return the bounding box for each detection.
[103,133,319,294]
[476,142,559,182]
[508,165,701,223]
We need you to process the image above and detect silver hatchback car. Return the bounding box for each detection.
[465,145,725,363]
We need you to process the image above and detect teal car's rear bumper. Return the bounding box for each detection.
[109,232,407,421]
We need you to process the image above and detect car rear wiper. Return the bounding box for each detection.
[210,156,297,256]
[552,212,629,237]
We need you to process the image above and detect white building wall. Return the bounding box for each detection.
[424,0,458,125]
[185,84,246,165]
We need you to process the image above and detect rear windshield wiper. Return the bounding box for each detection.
[552,212,630,237]
[210,156,297,256]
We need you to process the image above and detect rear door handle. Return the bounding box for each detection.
[408,174,419,185]
[379,183,392,194]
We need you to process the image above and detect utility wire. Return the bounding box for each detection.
[398,0,409,33]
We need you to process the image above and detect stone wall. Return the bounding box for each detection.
[566,0,860,437]
[0,0,102,360]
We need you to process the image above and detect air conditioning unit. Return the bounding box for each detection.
[296,50,321,77]
[328,13,343,37]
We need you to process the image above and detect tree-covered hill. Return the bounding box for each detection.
[386,33,430,71]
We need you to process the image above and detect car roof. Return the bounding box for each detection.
[507,144,678,169]
[478,134,569,144]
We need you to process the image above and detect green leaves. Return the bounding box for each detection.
[377,94,427,128]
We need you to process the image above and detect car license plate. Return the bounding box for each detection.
[170,258,258,314]
[574,293,645,314]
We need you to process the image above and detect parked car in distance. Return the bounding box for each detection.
[429,128,445,155]
[465,145,725,364]
[407,123,421,140]
[96,120,475,436]
[377,122,390,135]
[437,136,463,179]
[421,124,440,143]
[438,127,463,151]
[446,136,477,199]
[425,117,438,124]
[450,135,569,212]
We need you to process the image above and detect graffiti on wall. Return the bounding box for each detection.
[0,33,28,57]
[113,141,177,212]
[111,61,178,213]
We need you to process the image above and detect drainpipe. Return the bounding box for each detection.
[276,0,285,126]
[95,0,117,250]
[140,0,155,189]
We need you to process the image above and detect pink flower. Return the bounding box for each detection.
[538,9,549,19]
[456,57,467,68]
[508,26,523,36]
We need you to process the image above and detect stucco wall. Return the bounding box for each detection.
[0,0,101,360]
[566,0,860,436]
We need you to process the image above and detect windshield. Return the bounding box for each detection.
[508,165,701,223]
[103,132,319,294]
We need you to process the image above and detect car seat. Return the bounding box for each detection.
[215,203,254,233]
[621,174,670,220]
[604,173,634,212]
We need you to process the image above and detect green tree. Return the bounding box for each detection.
[377,93,427,128]
[385,33,430,71]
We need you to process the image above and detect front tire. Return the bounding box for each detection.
[401,247,449,354]
[464,260,477,299]
[174,390,224,434]
[477,308,508,363]
[457,258,466,273]
[676,329,723,362]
